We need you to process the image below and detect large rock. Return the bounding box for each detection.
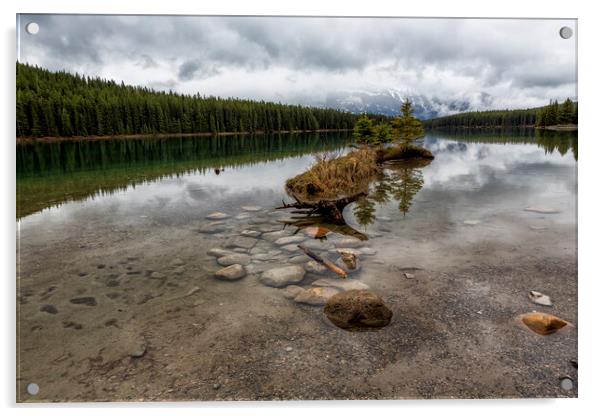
[259,265,306,287]
[214,264,246,281]
[312,278,370,291]
[217,253,251,266]
[225,236,257,250]
[294,287,340,306]
[324,290,392,331]
[274,236,306,246]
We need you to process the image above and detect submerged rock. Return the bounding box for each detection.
[334,238,364,249]
[206,212,230,220]
[240,230,262,238]
[304,260,328,274]
[463,220,481,225]
[225,236,257,250]
[524,207,560,214]
[207,248,235,258]
[281,244,300,253]
[521,312,569,335]
[312,278,369,291]
[281,285,305,299]
[274,236,306,246]
[69,296,97,306]
[198,221,227,234]
[259,265,306,287]
[214,264,246,281]
[288,255,309,264]
[358,247,377,256]
[40,304,58,314]
[335,256,361,273]
[241,205,262,212]
[217,253,251,266]
[262,230,291,242]
[294,287,340,306]
[528,290,553,306]
[324,290,392,331]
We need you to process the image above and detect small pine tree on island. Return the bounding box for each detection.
[352,114,375,144]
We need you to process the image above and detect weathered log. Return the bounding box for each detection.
[298,244,348,279]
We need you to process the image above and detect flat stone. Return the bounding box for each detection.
[334,238,364,249]
[281,285,305,299]
[259,265,306,288]
[304,260,328,274]
[289,255,309,264]
[281,244,301,253]
[235,213,252,220]
[207,248,235,258]
[241,205,262,212]
[274,236,307,246]
[312,278,370,291]
[262,230,291,242]
[206,212,230,220]
[241,230,261,238]
[294,287,340,306]
[217,254,251,266]
[215,264,247,281]
[463,220,481,225]
[198,221,227,234]
[529,225,548,231]
[256,224,283,233]
[40,304,58,314]
[324,290,392,331]
[359,247,377,256]
[524,207,560,214]
[528,290,553,306]
[69,297,97,306]
[225,236,257,250]
[233,248,248,253]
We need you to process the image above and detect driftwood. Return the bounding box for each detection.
[276,191,366,225]
[298,244,348,279]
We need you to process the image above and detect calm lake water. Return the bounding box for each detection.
[16,129,578,401]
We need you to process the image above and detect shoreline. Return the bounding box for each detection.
[425,124,577,131]
[16,129,354,145]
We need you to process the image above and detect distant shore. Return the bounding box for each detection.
[425,124,577,131]
[16,128,354,144]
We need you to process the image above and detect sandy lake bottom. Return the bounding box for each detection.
[16,132,577,401]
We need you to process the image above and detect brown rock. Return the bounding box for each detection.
[324,290,392,331]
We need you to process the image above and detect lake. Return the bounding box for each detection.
[16,129,578,401]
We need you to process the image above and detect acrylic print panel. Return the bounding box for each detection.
[16,15,577,402]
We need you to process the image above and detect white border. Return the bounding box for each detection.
[2,1,601,415]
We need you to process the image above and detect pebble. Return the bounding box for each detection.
[285,346,293,352]
[69,297,97,306]
[214,264,247,281]
[225,236,257,250]
[304,260,328,274]
[334,238,364,248]
[463,220,481,225]
[312,278,370,291]
[129,342,147,358]
[524,207,560,214]
[206,212,230,220]
[213,383,221,390]
[281,244,301,253]
[241,205,262,212]
[207,248,235,258]
[40,304,58,314]
[274,236,306,246]
[240,230,261,238]
[281,285,305,299]
[217,254,251,266]
[198,222,228,234]
[172,266,186,275]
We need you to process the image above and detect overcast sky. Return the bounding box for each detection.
[18,15,577,114]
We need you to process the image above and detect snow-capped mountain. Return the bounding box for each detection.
[321,90,477,120]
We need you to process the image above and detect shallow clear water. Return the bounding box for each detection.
[16,129,578,401]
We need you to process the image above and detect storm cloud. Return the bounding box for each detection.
[17,15,577,114]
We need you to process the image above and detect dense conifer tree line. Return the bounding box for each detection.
[423,99,577,129]
[17,63,385,138]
